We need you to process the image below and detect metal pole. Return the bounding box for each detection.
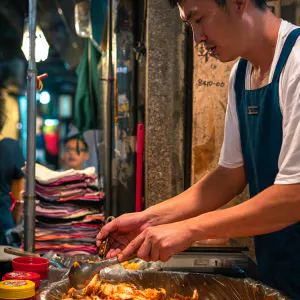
[104,0,113,218]
[24,0,37,252]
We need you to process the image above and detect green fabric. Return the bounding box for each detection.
[91,0,108,46]
[74,40,102,131]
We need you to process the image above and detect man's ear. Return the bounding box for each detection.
[232,0,248,16]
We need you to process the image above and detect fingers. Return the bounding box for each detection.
[160,253,172,263]
[106,248,122,259]
[119,228,169,263]
[119,234,145,262]
[150,244,160,262]
[137,237,152,262]
[96,218,120,242]
[105,233,128,258]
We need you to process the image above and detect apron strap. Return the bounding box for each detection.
[272,28,300,82]
[234,58,248,105]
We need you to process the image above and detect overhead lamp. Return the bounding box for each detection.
[21,19,49,62]
[74,1,90,38]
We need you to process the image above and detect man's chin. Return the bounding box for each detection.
[217,53,239,63]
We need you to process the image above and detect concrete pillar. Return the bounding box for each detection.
[145,0,185,207]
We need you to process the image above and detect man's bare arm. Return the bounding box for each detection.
[144,165,247,226]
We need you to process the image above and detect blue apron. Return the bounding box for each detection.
[235,28,300,299]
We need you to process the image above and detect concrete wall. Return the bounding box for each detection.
[145,0,185,206]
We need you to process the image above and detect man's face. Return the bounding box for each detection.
[63,139,89,170]
[178,0,247,62]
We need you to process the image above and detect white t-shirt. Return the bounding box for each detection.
[218,20,300,185]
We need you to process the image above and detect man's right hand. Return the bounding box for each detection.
[96,212,153,259]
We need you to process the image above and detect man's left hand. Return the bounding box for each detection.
[118,221,195,262]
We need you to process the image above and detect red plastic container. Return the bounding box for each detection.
[2,272,40,288]
[12,257,49,280]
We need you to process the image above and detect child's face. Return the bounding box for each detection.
[63,139,89,170]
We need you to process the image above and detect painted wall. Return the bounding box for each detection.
[191,44,256,258]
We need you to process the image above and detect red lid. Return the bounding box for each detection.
[12,257,49,271]
[2,272,40,288]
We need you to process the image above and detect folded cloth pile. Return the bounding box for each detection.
[26,164,105,255]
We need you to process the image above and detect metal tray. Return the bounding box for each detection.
[40,270,289,299]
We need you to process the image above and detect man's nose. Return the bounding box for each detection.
[192,27,207,45]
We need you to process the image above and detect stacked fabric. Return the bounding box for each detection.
[32,164,104,255]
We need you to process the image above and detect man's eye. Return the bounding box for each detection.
[195,18,202,24]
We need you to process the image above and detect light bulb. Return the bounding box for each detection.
[21,20,49,62]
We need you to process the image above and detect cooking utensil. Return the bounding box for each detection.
[69,254,137,289]
[98,216,115,259]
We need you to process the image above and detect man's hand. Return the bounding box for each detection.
[118,220,195,262]
[96,212,154,258]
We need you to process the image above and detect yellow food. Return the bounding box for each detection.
[62,274,198,300]
[121,261,141,270]
[73,262,80,268]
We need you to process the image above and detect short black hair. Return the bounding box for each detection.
[64,134,89,151]
[169,0,266,11]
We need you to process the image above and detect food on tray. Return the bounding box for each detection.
[62,274,198,300]
[121,261,141,270]
[73,262,80,268]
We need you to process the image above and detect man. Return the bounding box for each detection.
[61,135,89,170]
[97,0,300,297]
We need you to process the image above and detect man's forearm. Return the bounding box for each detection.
[143,166,247,226]
[188,183,300,240]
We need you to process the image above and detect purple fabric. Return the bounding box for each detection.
[37,202,81,212]
[36,186,92,197]
[35,214,104,226]
[35,206,94,218]
[36,191,104,202]
[33,171,103,255]
[36,182,88,191]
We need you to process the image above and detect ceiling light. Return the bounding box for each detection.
[21,19,49,62]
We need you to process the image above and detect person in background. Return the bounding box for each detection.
[0,89,25,245]
[61,135,89,171]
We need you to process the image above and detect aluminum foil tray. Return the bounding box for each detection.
[40,270,289,300]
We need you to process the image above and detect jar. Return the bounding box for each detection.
[0,280,35,300]
[2,272,40,289]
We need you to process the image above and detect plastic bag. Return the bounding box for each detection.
[40,270,289,300]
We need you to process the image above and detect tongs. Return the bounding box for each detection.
[68,253,137,289]
[69,216,137,289]
[98,216,115,259]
